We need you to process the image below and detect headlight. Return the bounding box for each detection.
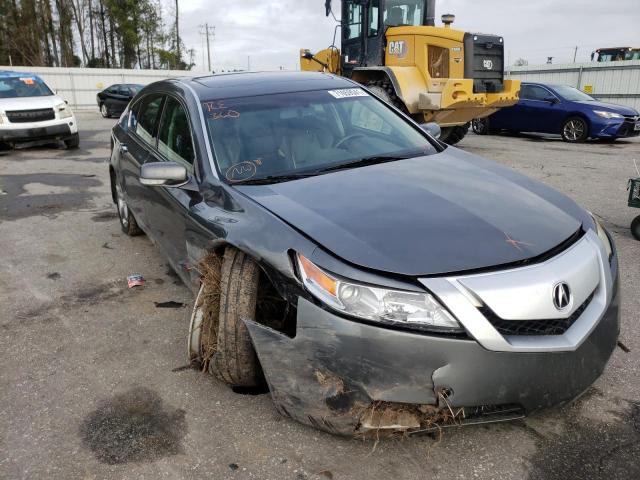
[593,110,623,119]
[55,102,73,119]
[592,215,613,260]
[296,254,464,333]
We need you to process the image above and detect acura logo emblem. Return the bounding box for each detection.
[552,282,572,311]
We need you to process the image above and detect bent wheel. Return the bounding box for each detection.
[631,216,640,241]
[188,248,263,387]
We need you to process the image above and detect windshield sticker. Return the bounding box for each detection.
[203,101,240,120]
[19,77,35,85]
[225,161,257,182]
[327,88,368,99]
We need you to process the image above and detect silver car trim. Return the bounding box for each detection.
[180,80,219,180]
[421,230,612,353]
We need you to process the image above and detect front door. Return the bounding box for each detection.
[142,95,199,285]
[120,93,165,228]
[341,0,366,76]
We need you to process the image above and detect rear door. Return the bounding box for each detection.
[111,86,132,115]
[142,94,197,279]
[120,93,165,228]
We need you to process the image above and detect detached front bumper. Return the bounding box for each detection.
[245,257,619,436]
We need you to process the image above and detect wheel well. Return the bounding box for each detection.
[200,247,296,337]
[564,113,591,135]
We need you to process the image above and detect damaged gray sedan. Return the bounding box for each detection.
[109,71,619,435]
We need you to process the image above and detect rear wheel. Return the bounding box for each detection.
[365,80,408,114]
[631,216,640,241]
[100,103,110,118]
[115,181,142,236]
[440,124,470,145]
[561,116,589,143]
[189,248,263,387]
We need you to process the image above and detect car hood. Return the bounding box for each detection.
[235,148,585,276]
[574,100,638,116]
[0,95,64,112]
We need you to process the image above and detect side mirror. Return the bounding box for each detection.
[140,162,188,187]
[544,96,558,104]
[421,122,442,139]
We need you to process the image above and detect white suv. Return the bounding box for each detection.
[0,71,79,149]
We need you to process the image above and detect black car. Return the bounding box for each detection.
[109,72,618,436]
[97,83,143,118]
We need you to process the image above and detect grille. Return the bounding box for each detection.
[480,292,594,336]
[6,108,55,123]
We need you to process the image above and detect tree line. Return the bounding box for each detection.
[0,0,194,70]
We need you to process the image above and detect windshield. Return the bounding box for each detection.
[552,85,595,102]
[203,88,437,183]
[384,0,425,26]
[0,76,53,98]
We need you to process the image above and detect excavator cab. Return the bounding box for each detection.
[341,0,433,76]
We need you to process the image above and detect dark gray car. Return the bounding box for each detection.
[108,71,619,436]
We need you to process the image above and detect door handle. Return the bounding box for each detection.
[120,144,128,154]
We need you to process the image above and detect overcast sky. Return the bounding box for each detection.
[169,0,640,72]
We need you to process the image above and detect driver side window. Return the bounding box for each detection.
[346,1,362,40]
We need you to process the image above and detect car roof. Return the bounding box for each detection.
[180,71,357,100]
[0,70,41,79]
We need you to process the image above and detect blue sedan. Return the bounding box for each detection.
[473,82,640,142]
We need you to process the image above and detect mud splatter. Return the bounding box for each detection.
[79,387,187,464]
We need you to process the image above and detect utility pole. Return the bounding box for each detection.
[198,23,215,72]
[573,46,578,63]
[175,0,180,68]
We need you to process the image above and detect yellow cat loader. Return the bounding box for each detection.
[301,0,520,144]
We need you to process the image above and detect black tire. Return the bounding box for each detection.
[440,123,470,145]
[631,216,640,241]
[205,248,262,386]
[100,103,110,118]
[561,116,589,143]
[365,79,409,114]
[65,133,80,149]
[114,179,143,236]
[472,118,490,135]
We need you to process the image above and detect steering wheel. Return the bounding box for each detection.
[335,133,366,149]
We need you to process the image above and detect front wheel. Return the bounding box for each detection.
[189,248,263,387]
[100,103,110,118]
[472,118,491,135]
[561,116,589,143]
[440,123,470,145]
[631,216,640,241]
[65,133,79,149]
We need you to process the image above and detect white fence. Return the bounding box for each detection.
[0,66,209,110]
[507,60,640,111]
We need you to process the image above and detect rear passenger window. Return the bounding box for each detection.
[157,97,194,166]
[135,95,164,145]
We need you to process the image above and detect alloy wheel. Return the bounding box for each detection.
[563,119,585,141]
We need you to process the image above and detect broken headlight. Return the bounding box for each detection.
[296,253,464,333]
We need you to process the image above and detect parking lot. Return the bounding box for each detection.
[1,111,639,480]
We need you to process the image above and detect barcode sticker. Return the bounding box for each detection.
[328,88,369,99]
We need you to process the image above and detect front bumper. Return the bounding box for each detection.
[0,118,77,143]
[245,251,619,436]
[592,116,640,139]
